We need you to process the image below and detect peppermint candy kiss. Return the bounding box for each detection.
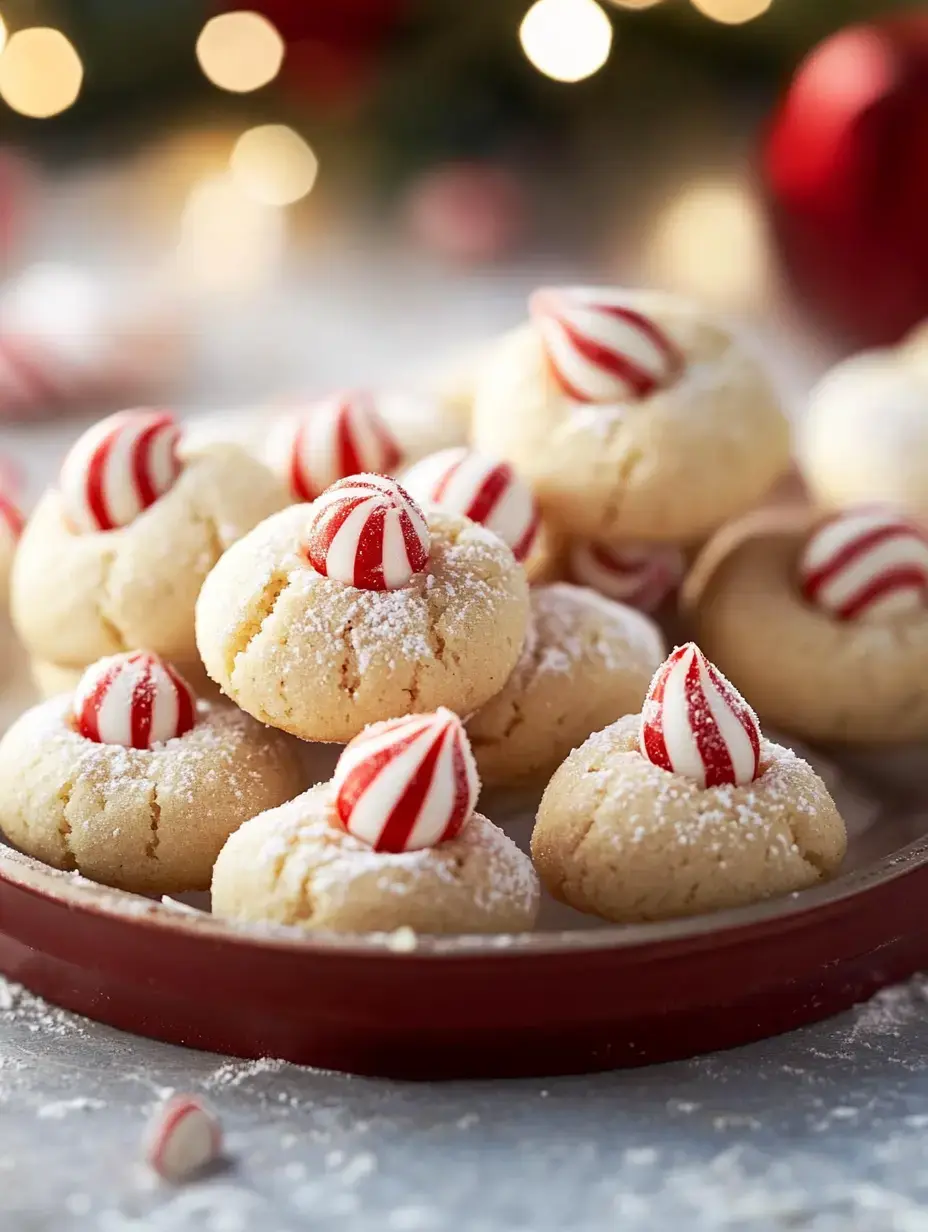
[74,651,196,748]
[568,539,685,613]
[639,644,761,789]
[0,490,23,546]
[268,390,403,503]
[145,1095,222,1183]
[529,287,683,404]
[401,447,540,562]
[333,708,480,853]
[303,473,430,591]
[798,508,928,622]
[60,409,182,533]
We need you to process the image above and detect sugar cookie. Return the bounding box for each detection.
[532,646,846,923]
[684,506,928,743]
[196,482,530,743]
[11,418,286,687]
[212,711,539,933]
[467,584,664,788]
[0,652,305,893]
[472,287,789,542]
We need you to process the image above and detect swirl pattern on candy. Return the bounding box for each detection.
[401,447,539,562]
[639,643,760,789]
[303,473,430,590]
[59,409,182,533]
[529,286,683,404]
[74,651,196,749]
[333,708,480,852]
[798,507,928,622]
[567,539,685,613]
[0,490,23,544]
[268,390,402,503]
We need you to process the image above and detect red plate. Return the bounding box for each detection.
[0,741,924,1079]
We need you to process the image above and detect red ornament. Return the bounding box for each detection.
[404,162,525,266]
[765,14,928,345]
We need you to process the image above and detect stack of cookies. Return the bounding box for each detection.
[0,282,878,934]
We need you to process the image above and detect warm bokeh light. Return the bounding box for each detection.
[176,173,285,295]
[645,177,771,309]
[519,0,613,84]
[0,16,8,56]
[196,10,284,93]
[0,27,83,118]
[689,0,772,25]
[229,125,318,206]
[607,0,663,9]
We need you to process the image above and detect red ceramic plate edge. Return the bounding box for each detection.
[0,838,925,1078]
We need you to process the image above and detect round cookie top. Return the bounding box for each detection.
[401,447,540,564]
[332,709,480,852]
[639,643,761,789]
[73,650,196,748]
[265,390,403,502]
[797,506,928,623]
[59,409,182,533]
[304,473,430,590]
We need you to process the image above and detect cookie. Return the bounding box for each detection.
[799,348,928,519]
[684,506,928,743]
[212,711,539,933]
[471,287,789,543]
[196,478,530,743]
[11,416,286,685]
[467,583,664,789]
[0,652,305,894]
[531,645,846,923]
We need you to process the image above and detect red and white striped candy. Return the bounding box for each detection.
[303,473,430,591]
[267,390,403,503]
[529,287,683,404]
[145,1095,222,1183]
[59,409,182,534]
[798,507,928,622]
[401,447,540,562]
[639,643,761,789]
[73,651,196,749]
[0,490,23,547]
[568,539,685,613]
[333,708,480,853]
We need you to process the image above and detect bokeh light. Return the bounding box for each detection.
[196,10,284,94]
[689,0,772,25]
[519,0,613,84]
[645,177,771,309]
[0,16,8,55]
[607,0,663,10]
[0,27,83,118]
[229,125,318,206]
[176,173,285,295]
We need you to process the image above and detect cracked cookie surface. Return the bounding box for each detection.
[467,584,664,788]
[531,714,846,923]
[0,694,306,893]
[212,782,540,934]
[11,441,286,691]
[471,292,790,543]
[196,504,530,743]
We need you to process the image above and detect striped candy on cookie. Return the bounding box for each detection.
[798,507,928,622]
[74,651,196,748]
[333,708,480,852]
[267,390,403,503]
[639,643,761,789]
[568,539,685,613]
[303,473,430,590]
[401,447,539,562]
[59,409,182,533]
[529,287,683,404]
[0,490,23,547]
